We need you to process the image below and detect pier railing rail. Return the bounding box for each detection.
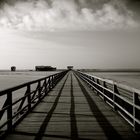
[0,70,68,137]
[75,71,140,132]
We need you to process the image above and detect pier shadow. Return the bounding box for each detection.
[70,73,78,139]
[33,74,69,140]
[75,75,122,140]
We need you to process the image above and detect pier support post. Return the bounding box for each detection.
[38,81,41,100]
[52,76,54,88]
[133,92,140,132]
[103,81,106,102]
[96,79,100,96]
[48,77,51,91]
[113,84,118,111]
[27,85,31,111]
[44,79,47,95]
[7,91,12,132]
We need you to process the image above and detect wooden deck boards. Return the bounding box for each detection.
[4,71,140,140]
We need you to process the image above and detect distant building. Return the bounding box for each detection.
[67,66,73,70]
[11,66,16,71]
[35,66,56,71]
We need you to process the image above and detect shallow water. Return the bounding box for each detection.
[87,72,140,90]
[0,71,58,91]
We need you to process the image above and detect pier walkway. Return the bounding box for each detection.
[2,71,140,140]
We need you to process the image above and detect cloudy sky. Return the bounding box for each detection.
[0,0,140,69]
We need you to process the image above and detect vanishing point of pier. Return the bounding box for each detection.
[0,70,140,140]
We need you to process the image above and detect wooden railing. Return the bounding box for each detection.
[75,71,140,132]
[0,70,68,137]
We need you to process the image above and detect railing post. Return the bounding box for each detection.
[89,76,93,89]
[133,92,140,132]
[51,75,54,88]
[55,74,58,84]
[44,79,47,95]
[103,81,106,102]
[54,74,56,86]
[7,91,12,132]
[38,81,41,100]
[27,85,31,111]
[113,84,117,111]
[91,77,95,91]
[48,77,51,91]
[96,79,100,95]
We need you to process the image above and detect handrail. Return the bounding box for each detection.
[0,72,65,95]
[0,70,68,137]
[83,72,140,96]
[75,71,140,132]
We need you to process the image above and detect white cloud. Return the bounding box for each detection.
[0,0,139,31]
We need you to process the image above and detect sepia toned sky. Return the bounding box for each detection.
[0,0,140,69]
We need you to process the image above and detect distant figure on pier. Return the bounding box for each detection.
[67,66,73,70]
[11,66,16,71]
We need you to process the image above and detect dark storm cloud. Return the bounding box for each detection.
[126,0,140,16]
[0,0,139,31]
[0,0,140,11]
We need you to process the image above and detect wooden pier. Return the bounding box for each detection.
[1,71,140,140]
